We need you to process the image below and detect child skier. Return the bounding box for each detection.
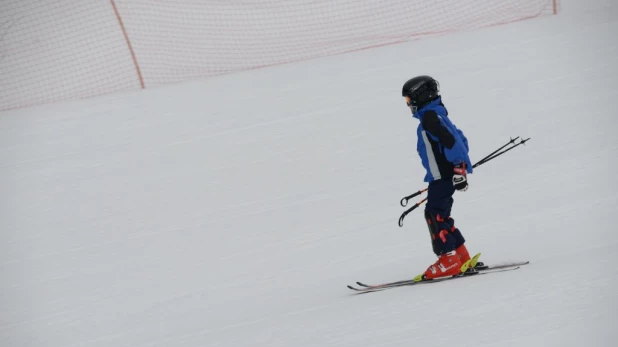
[401,75,479,281]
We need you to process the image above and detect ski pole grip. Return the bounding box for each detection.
[398,198,427,227]
[398,212,407,227]
[398,205,417,227]
[400,197,410,207]
[400,188,427,207]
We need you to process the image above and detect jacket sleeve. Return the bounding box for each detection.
[458,129,469,151]
[421,111,455,149]
[422,111,468,166]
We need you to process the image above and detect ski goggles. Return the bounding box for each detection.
[405,97,418,115]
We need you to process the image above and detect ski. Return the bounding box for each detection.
[348,267,519,294]
[354,261,529,288]
[348,261,529,294]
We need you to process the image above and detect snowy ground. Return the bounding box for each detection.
[1,1,617,346]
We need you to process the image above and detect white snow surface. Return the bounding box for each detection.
[1,1,617,346]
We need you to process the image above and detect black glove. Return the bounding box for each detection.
[452,163,468,192]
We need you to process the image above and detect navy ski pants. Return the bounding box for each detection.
[424,178,466,255]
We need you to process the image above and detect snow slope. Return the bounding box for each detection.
[1,1,617,346]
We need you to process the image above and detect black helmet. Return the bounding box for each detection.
[401,76,440,110]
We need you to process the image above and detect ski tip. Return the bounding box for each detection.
[507,260,530,266]
[356,281,370,287]
[347,285,360,291]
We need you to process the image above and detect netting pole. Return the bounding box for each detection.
[110,0,145,89]
[553,0,558,15]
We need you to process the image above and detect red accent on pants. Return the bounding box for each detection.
[438,229,449,243]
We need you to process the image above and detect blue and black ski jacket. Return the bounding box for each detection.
[413,97,473,182]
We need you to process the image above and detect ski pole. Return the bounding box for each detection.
[472,138,530,169]
[473,137,519,167]
[398,137,523,205]
[398,198,427,227]
[400,188,428,207]
[397,137,530,227]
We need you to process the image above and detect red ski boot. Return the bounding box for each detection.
[455,244,485,271]
[455,244,471,264]
[414,251,463,282]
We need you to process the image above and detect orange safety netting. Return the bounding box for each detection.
[0,0,559,111]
